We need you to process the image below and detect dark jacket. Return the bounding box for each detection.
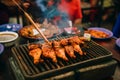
[0,3,9,25]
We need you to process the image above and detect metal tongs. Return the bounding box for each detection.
[12,0,50,44]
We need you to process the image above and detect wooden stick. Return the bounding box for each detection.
[12,0,50,43]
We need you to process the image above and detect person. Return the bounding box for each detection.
[112,14,120,38]
[26,0,83,27]
[0,0,31,25]
[0,2,9,25]
[112,0,120,38]
[57,0,83,26]
[101,0,114,21]
[81,0,99,22]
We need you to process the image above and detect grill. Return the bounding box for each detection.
[11,36,113,80]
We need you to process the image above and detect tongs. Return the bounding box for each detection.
[12,0,50,44]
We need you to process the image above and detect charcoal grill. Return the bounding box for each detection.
[11,36,115,80]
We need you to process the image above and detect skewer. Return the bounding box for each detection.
[12,0,50,44]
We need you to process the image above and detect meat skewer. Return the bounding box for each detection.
[28,44,43,64]
[68,36,84,55]
[42,43,57,63]
[53,41,68,61]
[68,36,85,44]
[60,39,76,58]
[28,43,41,50]
[28,36,88,64]
[29,48,43,64]
[64,45,76,58]
[71,43,83,55]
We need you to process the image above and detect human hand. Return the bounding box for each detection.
[73,18,82,27]
[23,2,30,9]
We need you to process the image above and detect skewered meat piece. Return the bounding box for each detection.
[64,45,76,58]
[79,37,88,41]
[60,38,68,46]
[71,43,83,55]
[28,44,41,50]
[69,36,85,44]
[28,36,87,64]
[29,48,43,64]
[42,43,57,63]
[69,36,80,44]
[68,36,84,55]
[68,37,83,55]
[60,39,76,58]
[53,41,68,61]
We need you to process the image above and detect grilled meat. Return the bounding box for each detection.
[85,29,109,38]
[64,45,76,58]
[68,36,84,55]
[60,39,76,58]
[28,44,41,50]
[42,43,57,63]
[68,36,85,44]
[28,36,88,64]
[72,43,83,55]
[29,48,43,64]
[53,41,68,61]
[60,38,68,46]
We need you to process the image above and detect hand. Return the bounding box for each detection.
[74,18,82,27]
[23,2,30,9]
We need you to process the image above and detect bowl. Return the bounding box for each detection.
[0,44,4,55]
[116,38,120,48]
[0,31,18,47]
[19,24,61,40]
[87,27,113,40]
[0,23,22,32]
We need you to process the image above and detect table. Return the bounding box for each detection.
[94,38,120,63]
[94,38,120,80]
[0,37,119,80]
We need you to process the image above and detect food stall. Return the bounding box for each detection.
[0,0,120,80]
[0,20,120,80]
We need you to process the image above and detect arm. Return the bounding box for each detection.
[74,0,83,26]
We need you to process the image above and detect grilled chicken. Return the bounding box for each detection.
[28,44,41,50]
[71,43,83,55]
[69,36,85,45]
[68,36,83,55]
[60,39,76,58]
[42,43,57,63]
[69,36,80,44]
[60,38,68,46]
[64,45,76,58]
[29,48,43,64]
[53,41,68,61]
[28,36,87,64]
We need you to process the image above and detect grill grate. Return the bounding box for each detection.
[11,38,112,80]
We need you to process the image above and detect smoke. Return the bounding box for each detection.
[35,0,47,12]
[35,0,70,28]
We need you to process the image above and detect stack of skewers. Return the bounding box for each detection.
[28,36,88,64]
